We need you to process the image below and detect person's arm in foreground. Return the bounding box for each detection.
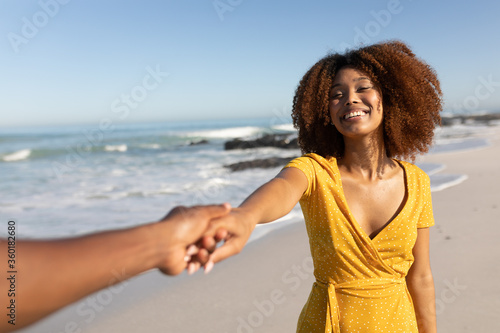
[208,167,308,264]
[406,227,437,333]
[0,204,230,332]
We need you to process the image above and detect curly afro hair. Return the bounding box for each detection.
[291,40,442,161]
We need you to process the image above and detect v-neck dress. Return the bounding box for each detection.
[284,153,434,333]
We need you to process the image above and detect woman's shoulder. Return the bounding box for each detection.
[285,153,339,179]
[395,159,431,185]
[290,153,337,165]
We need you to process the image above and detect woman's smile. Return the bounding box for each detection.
[329,66,383,138]
[341,108,371,121]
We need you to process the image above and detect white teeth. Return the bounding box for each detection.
[344,111,366,119]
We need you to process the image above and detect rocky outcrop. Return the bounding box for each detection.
[441,113,500,126]
[224,156,297,172]
[223,134,300,171]
[224,134,298,150]
[189,139,209,146]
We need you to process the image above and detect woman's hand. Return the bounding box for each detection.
[185,168,308,274]
[185,207,258,274]
[209,207,258,263]
[154,203,231,275]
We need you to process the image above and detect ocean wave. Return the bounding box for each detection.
[104,144,128,152]
[7,117,496,240]
[121,187,182,198]
[430,138,489,154]
[435,123,497,140]
[138,143,161,149]
[430,174,468,192]
[271,123,296,133]
[416,163,446,176]
[184,126,265,139]
[182,177,232,194]
[2,149,31,162]
[249,207,303,243]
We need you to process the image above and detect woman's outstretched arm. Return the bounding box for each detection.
[209,167,308,263]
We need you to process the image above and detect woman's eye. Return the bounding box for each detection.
[331,93,342,99]
[358,86,371,91]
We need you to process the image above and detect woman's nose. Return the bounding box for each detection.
[344,91,360,105]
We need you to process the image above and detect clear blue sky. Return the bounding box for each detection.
[1,0,500,127]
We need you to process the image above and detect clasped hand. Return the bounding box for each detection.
[157,203,254,276]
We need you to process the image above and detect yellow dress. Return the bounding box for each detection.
[284,153,434,333]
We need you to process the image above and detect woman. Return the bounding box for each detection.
[206,40,441,332]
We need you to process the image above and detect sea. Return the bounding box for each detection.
[1,115,498,241]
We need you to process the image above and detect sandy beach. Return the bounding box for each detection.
[20,126,500,333]
[417,127,500,332]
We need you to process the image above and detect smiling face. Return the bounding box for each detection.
[329,66,384,140]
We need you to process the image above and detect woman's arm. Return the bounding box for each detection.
[239,167,308,224]
[209,167,308,263]
[406,227,437,333]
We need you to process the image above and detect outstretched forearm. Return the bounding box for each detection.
[209,168,307,264]
[238,168,307,226]
[239,178,301,225]
[2,223,160,331]
[0,203,230,332]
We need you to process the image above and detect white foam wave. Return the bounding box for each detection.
[435,123,496,141]
[184,126,263,139]
[139,143,161,149]
[111,169,127,176]
[2,149,31,162]
[416,163,446,176]
[271,123,296,132]
[431,138,490,154]
[248,207,303,243]
[430,174,468,192]
[104,144,128,152]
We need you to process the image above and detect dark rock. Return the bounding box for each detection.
[189,139,209,146]
[224,134,298,150]
[225,156,298,172]
[441,117,461,126]
[465,113,500,124]
[441,112,500,126]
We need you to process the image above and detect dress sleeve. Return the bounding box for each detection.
[417,172,435,228]
[283,155,316,198]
